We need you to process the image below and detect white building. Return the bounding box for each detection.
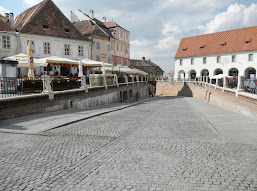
[175,26,257,80]
[0,14,18,59]
[14,0,91,76]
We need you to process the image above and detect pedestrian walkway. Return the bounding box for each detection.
[184,97,257,145]
[0,97,155,135]
[0,96,256,191]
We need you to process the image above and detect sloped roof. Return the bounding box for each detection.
[0,19,15,31]
[14,0,90,41]
[175,26,257,58]
[0,14,8,23]
[104,21,129,32]
[130,59,164,73]
[74,17,113,38]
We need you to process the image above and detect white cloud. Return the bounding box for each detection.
[198,3,257,34]
[162,25,181,36]
[157,36,179,50]
[0,6,9,15]
[24,0,42,6]
[131,39,151,47]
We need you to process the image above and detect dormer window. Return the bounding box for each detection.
[245,40,251,43]
[200,45,205,49]
[183,48,187,51]
[64,28,70,33]
[42,24,49,29]
[221,42,226,46]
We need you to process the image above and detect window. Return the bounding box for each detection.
[111,58,114,65]
[64,44,70,55]
[108,56,110,63]
[121,45,123,53]
[249,54,253,61]
[180,59,183,66]
[126,60,129,66]
[3,36,10,48]
[217,56,221,63]
[27,40,35,52]
[221,42,226,46]
[117,44,119,52]
[232,55,236,62]
[96,42,100,50]
[111,42,113,50]
[96,55,100,61]
[64,28,70,33]
[191,58,194,65]
[78,45,83,56]
[203,57,206,64]
[121,59,123,65]
[126,47,129,54]
[44,42,50,54]
[121,31,123,38]
[107,44,110,51]
[42,24,49,29]
[117,58,119,65]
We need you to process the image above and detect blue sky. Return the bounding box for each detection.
[1,0,257,74]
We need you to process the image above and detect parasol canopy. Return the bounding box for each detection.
[4,53,47,68]
[82,59,113,67]
[37,56,79,65]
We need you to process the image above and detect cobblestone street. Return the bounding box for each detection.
[0,97,257,191]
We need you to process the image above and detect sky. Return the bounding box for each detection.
[1,0,257,74]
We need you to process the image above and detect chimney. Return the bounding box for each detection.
[89,10,94,19]
[102,17,106,22]
[142,57,145,61]
[148,59,151,62]
[9,13,14,28]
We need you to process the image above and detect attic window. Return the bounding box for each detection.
[42,24,49,29]
[245,39,251,43]
[200,45,205,49]
[221,42,226,46]
[183,48,187,51]
[64,28,70,33]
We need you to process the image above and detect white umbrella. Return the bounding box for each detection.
[211,74,233,79]
[82,59,112,67]
[4,53,47,68]
[38,56,79,65]
[78,59,83,77]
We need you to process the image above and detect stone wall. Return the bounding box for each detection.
[0,83,149,120]
[156,82,257,118]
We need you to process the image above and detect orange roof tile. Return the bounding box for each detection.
[0,19,15,31]
[175,26,257,58]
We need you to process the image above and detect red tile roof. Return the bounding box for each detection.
[104,22,118,28]
[0,19,15,31]
[14,0,90,41]
[175,26,257,58]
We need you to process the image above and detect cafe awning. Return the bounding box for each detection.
[4,53,47,68]
[82,59,113,67]
[37,56,79,66]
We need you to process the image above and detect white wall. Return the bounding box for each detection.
[18,34,91,75]
[0,32,18,59]
[175,51,257,79]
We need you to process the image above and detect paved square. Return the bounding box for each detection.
[0,97,256,190]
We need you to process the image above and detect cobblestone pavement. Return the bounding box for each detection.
[0,97,257,191]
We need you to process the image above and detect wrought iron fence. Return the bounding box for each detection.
[118,77,126,84]
[51,78,80,91]
[0,77,43,98]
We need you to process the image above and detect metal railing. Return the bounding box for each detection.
[0,77,43,98]
[1,74,148,99]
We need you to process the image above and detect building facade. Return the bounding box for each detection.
[70,10,113,64]
[104,22,130,67]
[0,15,18,59]
[175,26,257,80]
[130,57,164,81]
[14,0,91,75]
